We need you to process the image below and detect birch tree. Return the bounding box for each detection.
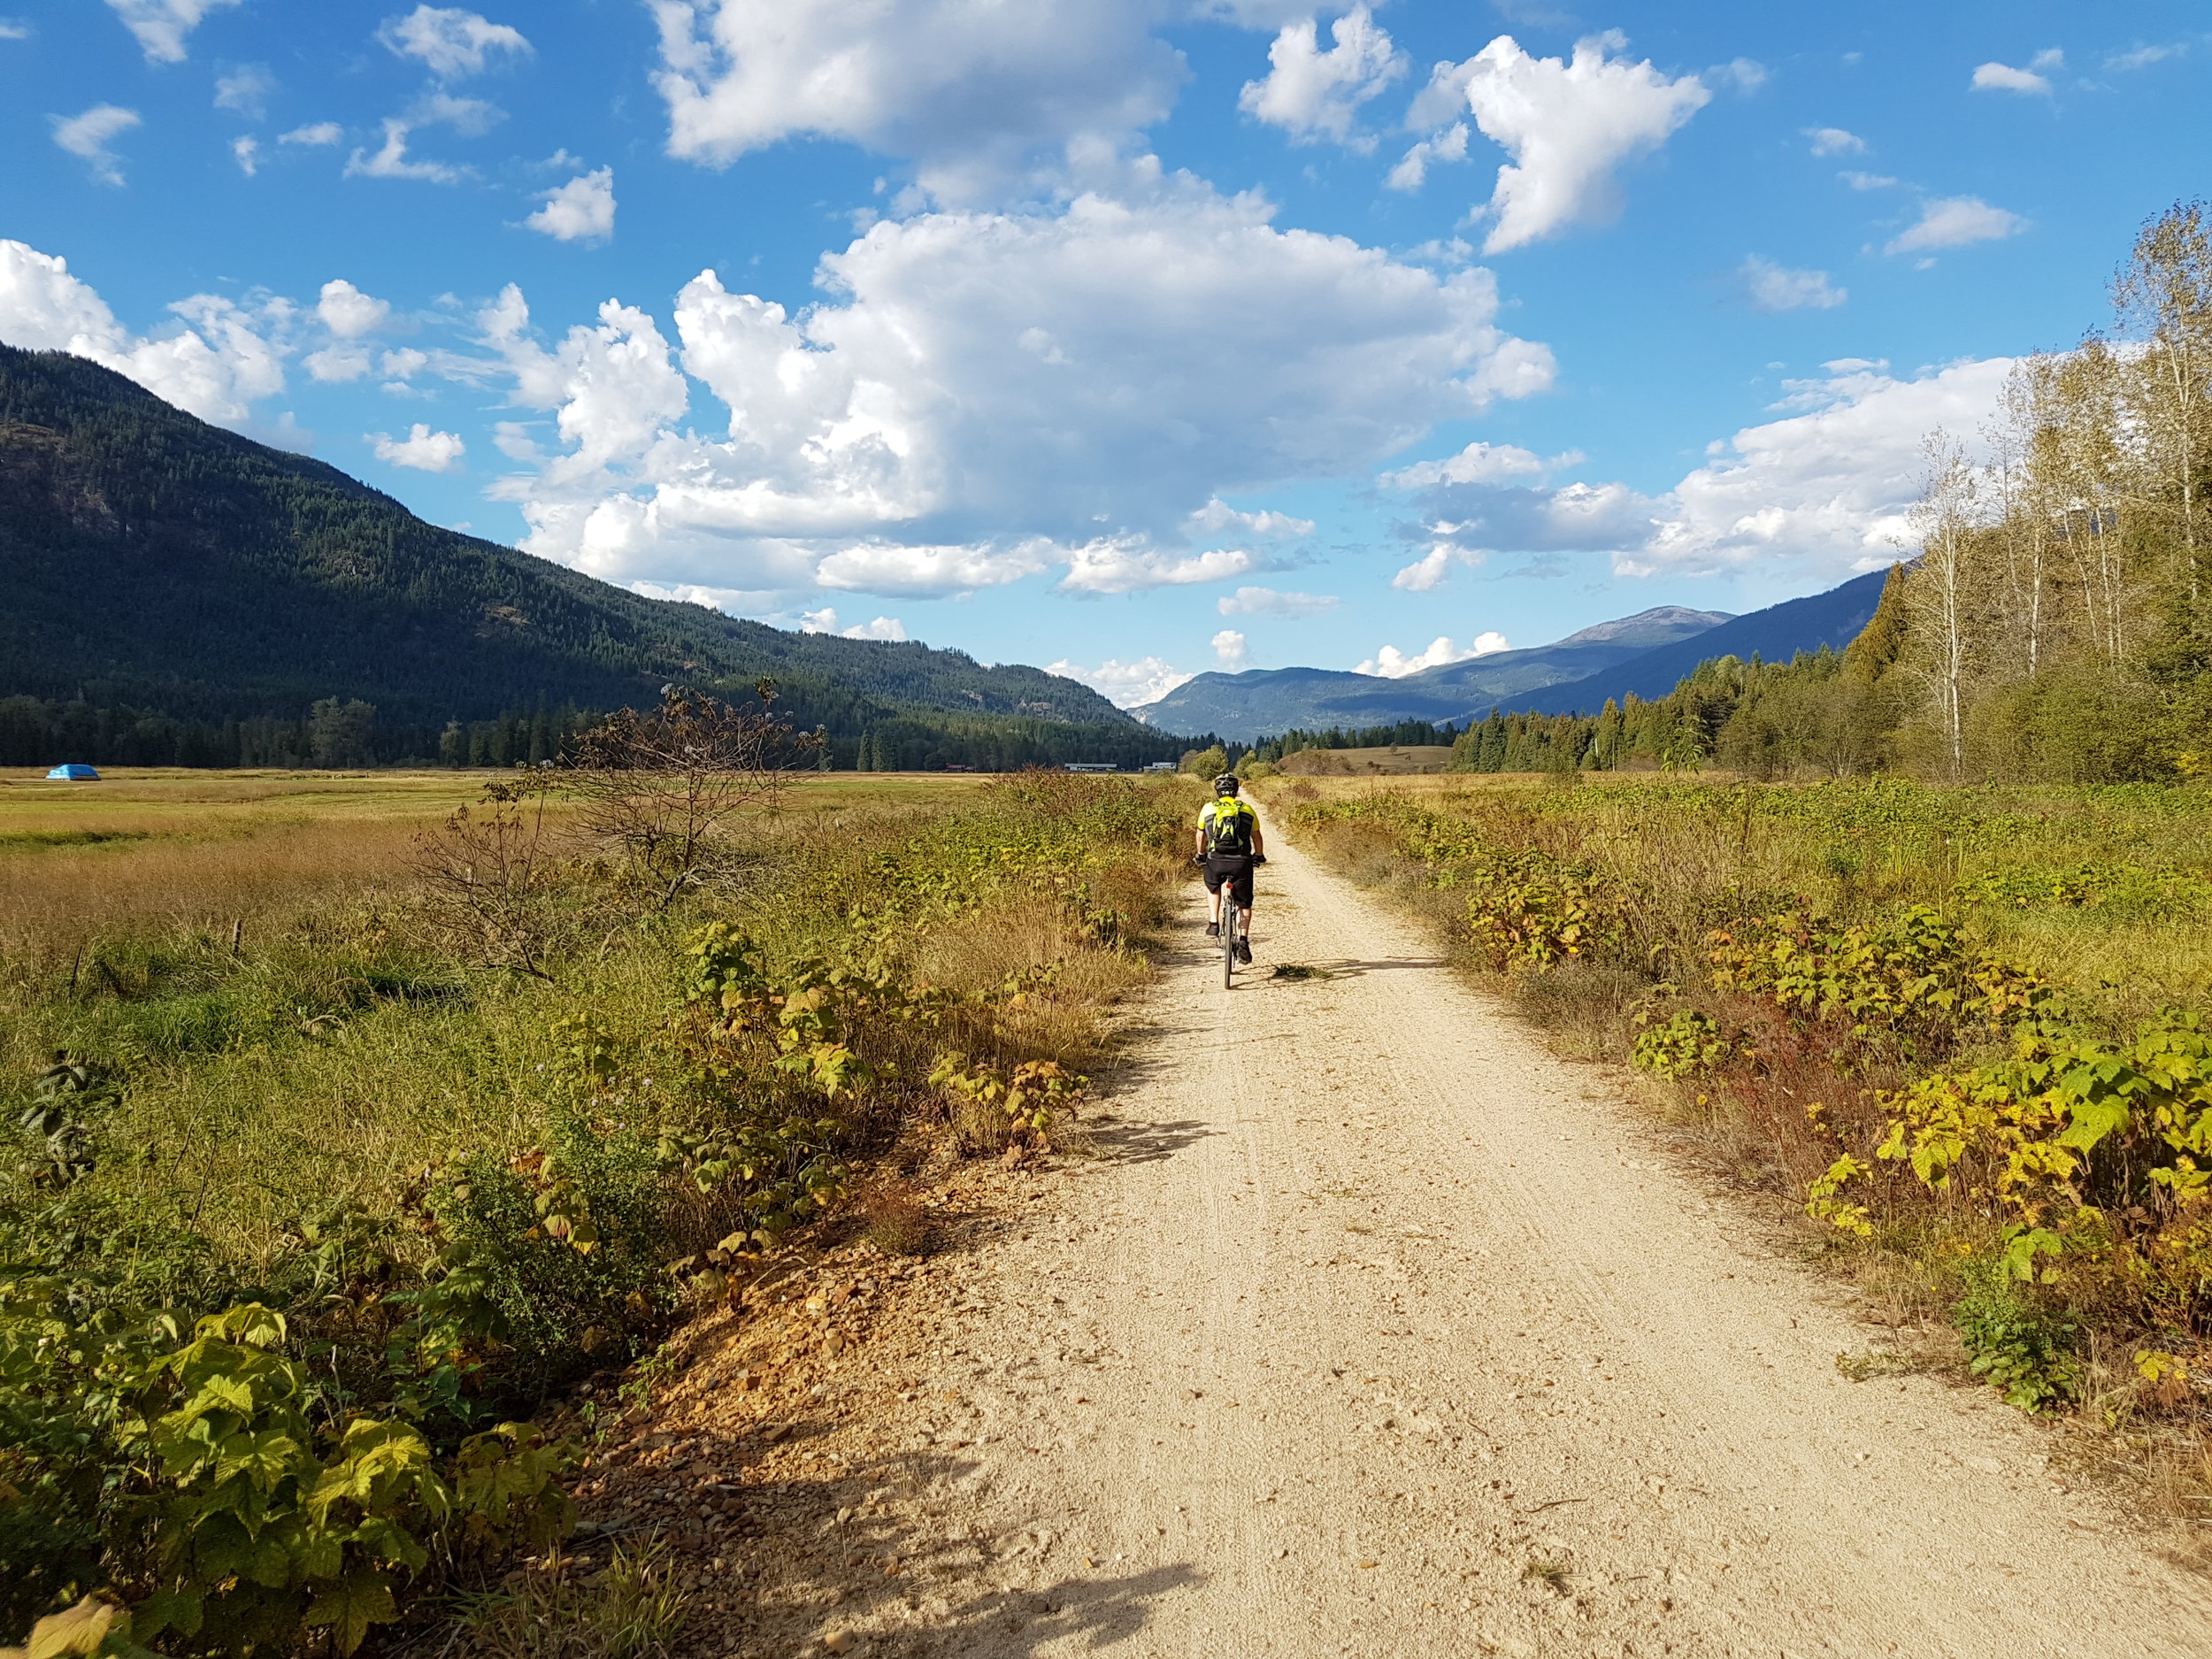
[1901,432,1985,778]
[2112,200,2212,614]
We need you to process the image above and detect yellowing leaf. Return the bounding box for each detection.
[303,1568,397,1656]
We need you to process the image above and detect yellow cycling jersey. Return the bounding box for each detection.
[1199,795,1256,854]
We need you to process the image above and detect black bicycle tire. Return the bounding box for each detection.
[1222,895,1238,987]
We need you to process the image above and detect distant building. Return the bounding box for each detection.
[45,763,101,780]
[1063,762,1119,772]
[1141,761,1178,772]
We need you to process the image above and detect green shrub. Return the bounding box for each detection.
[1632,1009,1724,1079]
[0,1292,570,1652]
[1953,1262,2080,1412]
[417,1113,683,1416]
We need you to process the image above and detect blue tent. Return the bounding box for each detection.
[45,763,100,780]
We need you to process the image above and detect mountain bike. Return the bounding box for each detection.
[1213,853,1263,988]
[1220,887,1241,988]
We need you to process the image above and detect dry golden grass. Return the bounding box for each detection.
[0,770,1001,965]
[0,771,495,963]
[1273,744,1455,777]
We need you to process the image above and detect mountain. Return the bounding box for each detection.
[1511,566,1894,715]
[1134,606,1732,741]
[0,346,1171,768]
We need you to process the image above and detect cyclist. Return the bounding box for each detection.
[1194,772,1264,963]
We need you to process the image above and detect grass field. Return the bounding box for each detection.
[1270,743,1455,777]
[0,769,999,953]
[1265,771,2212,1506]
[0,764,1188,1649]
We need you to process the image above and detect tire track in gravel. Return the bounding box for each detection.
[747,807,2212,1659]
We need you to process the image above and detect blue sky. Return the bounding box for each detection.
[3,2,2207,706]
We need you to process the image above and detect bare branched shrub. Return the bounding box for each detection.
[565,681,820,910]
[408,785,566,978]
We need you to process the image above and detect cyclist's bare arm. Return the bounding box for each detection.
[1250,822,1265,858]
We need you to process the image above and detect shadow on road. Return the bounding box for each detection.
[1298,956,1449,978]
[920,1563,1207,1655]
[1085,1117,1216,1164]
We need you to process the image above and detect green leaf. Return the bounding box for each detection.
[2054,1089,2131,1151]
[189,1509,254,1580]
[302,1568,397,1656]
[351,1513,429,1571]
[132,1586,205,1640]
[240,1529,296,1589]
[214,1429,306,1494]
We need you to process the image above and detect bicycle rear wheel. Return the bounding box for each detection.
[1222,895,1238,987]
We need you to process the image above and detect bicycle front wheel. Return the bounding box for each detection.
[1222,897,1238,987]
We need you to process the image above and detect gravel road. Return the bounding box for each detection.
[864,814,2212,1658]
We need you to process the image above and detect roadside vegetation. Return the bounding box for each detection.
[1271,771,2212,1511]
[0,706,1188,1653]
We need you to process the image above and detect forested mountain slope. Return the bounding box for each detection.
[0,347,1165,766]
[1514,568,1893,715]
[1135,606,1729,741]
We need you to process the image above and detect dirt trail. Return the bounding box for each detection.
[685,813,2212,1658]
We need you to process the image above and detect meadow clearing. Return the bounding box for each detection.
[0,764,1190,1653]
[1264,767,2212,1510]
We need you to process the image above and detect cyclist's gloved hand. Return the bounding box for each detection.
[1253,854,1268,864]
[1191,852,1206,864]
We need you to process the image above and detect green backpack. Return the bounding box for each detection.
[1205,796,1254,854]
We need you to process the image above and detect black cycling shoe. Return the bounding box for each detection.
[1235,937,1253,964]
[1204,922,1220,937]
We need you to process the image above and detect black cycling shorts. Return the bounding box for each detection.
[1202,852,1256,907]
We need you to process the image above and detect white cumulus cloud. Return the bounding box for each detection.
[379,5,532,78]
[1741,256,1847,312]
[1621,358,2013,578]
[1048,656,1194,708]
[1839,170,1897,191]
[526,167,616,243]
[280,121,343,147]
[464,180,1552,601]
[1061,542,1256,595]
[1384,357,2015,586]
[305,345,372,382]
[1186,497,1315,539]
[51,105,142,187]
[650,0,1189,204]
[1355,633,1509,677]
[799,606,907,640]
[1406,33,1709,252]
[1239,6,1405,150]
[1971,53,2059,95]
[816,541,1048,595]
[1886,196,2025,256]
[371,422,467,471]
[0,239,288,424]
[1379,439,1554,488]
[1386,122,1467,192]
[1216,585,1337,617]
[1212,629,1250,669]
[106,0,236,63]
[231,135,259,175]
[318,278,391,338]
[1802,126,1864,157]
